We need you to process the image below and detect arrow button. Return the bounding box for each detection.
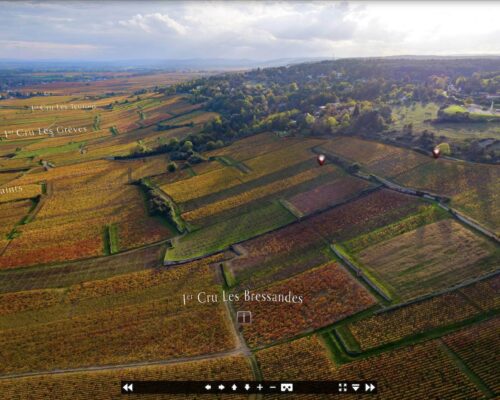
[122,383,134,392]
[365,383,375,392]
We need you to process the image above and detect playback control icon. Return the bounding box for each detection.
[365,382,376,392]
[121,380,377,394]
[122,383,134,393]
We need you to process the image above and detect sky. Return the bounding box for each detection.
[0,1,499,61]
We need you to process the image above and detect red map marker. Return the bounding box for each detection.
[317,154,326,166]
[432,147,441,159]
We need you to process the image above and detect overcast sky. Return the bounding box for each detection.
[1,1,499,61]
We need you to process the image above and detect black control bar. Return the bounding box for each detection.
[121,380,377,394]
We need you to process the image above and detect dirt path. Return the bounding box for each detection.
[216,264,252,358]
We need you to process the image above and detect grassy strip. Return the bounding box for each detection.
[221,263,237,289]
[213,156,234,166]
[102,226,111,255]
[186,166,197,177]
[108,224,119,254]
[334,325,362,354]
[278,199,304,219]
[332,243,394,302]
[438,340,495,399]
[102,225,119,255]
[93,114,101,130]
[319,331,353,365]
[327,246,390,306]
[14,141,86,159]
[248,355,264,382]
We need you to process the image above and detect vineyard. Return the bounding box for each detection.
[395,159,500,233]
[0,355,253,400]
[257,336,484,399]
[0,199,33,238]
[225,189,424,290]
[0,183,41,203]
[160,139,323,205]
[355,219,499,300]
[0,255,236,374]
[0,61,498,400]
[442,317,499,394]
[321,137,431,177]
[256,335,335,380]
[304,189,423,242]
[0,243,167,294]
[346,291,479,350]
[228,222,328,290]
[165,201,295,261]
[181,165,336,223]
[178,158,336,219]
[460,273,500,311]
[287,175,374,216]
[321,137,500,234]
[236,262,375,347]
[0,93,210,171]
[341,204,446,254]
[0,168,173,269]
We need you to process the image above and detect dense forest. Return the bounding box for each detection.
[153,58,500,164]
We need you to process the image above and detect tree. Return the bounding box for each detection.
[325,116,339,133]
[167,138,180,151]
[167,161,178,172]
[305,113,315,126]
[181,140,193,152]
[352,104,360,118]
[187,153,205,164]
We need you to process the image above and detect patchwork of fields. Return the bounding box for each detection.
[320,136,500,234]
[256,331,492,399]
[0,74,498,400]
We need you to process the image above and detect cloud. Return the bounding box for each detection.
[118,13,187,35]
[0,1,499,60]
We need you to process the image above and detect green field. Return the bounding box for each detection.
[13,141,87,159]
[392,102,500,140]
[442,105,500,121]
[165,201,296,262]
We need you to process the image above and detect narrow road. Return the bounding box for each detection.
[216,264,252,358]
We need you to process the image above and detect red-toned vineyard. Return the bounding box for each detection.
[442,317,499,394]
[0,356,253,400]
[256,335,335,380]
[232,188,421,275]
[235,263,376,347]
[257,336,485,400]
[304,189,422,242]
[229,222,325,277]
[460,274,500,311]
[287,176,373,215]
[347,291,479,350]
